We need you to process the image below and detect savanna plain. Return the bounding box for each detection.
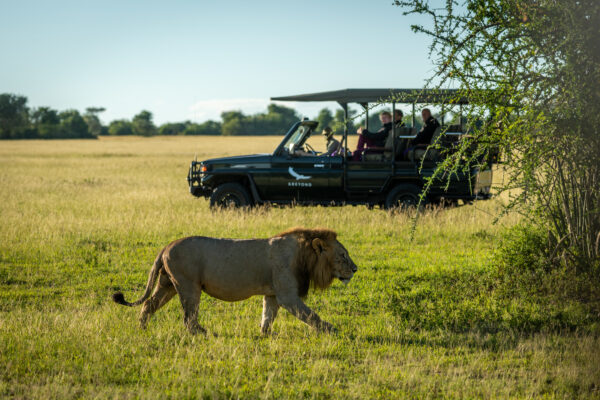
[0,136,598,399]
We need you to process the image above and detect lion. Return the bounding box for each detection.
[112,227,357,335]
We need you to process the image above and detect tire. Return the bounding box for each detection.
[209,183,252,209]
[384,184,424,211]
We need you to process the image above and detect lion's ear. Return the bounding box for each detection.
[312,238,327,254]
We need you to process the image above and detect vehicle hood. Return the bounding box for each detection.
[201,154,272,168]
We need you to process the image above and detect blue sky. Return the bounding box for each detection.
[0,0,438,124]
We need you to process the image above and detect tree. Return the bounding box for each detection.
[220,105,299,136]
[221,111,246,136]
[31,107,59,125]
[264,103,298,131]
[331,108,358,134]
[59,110,91,138]
[0,94,30,139]
[84,107,106,137]
[159,122,187,135]
[396,0,600,270]
[108,119,133,136]
[183,120,221,135]
[132,110,157,136]
[31,107,60,138]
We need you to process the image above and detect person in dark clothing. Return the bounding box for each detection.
[353,111,393,160]
[412,108,440,145]
[402,108,440,159]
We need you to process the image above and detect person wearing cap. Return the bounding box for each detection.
[322,127,341,156]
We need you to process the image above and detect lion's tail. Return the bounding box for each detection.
[112,248,165,307]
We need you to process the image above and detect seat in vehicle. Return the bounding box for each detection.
[362,126,415,162]
[409,126,442,162]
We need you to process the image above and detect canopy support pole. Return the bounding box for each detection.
[392,102,396,172]
[339,102,349,193]
[360,103,368,130]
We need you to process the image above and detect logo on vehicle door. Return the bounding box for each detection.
[288,167,311,180]
[288,167,312,187]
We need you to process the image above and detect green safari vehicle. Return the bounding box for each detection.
[187,88,494,209]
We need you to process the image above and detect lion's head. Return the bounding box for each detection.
[275,227,358,296]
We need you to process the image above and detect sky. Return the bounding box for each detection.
[0,0,439,124]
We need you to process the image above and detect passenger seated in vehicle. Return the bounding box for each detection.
[352,111,393,161]
[413,108,440,145]
[322,127,341,156]
[403,108,440,158]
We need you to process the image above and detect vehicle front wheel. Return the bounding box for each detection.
[209,183,252,209]
[384,184,424,211]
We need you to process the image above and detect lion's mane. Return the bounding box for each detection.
[275,227,338,297]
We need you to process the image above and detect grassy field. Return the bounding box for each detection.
[1,136,598,399]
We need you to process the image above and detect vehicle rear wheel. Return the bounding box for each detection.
[384,184,424,211]
[210,183,252,209]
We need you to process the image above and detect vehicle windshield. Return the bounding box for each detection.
[282,124,314,154]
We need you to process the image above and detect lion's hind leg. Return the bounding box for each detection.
[139,271,177,329]
[174,281,206,335]
[260,295,280,335]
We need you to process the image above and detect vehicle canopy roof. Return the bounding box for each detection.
[271,88,470,105]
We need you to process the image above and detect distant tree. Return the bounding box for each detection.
[159,122,187,135]
[220,105,299,136]
[86,107,106,114]
[108,119,133,136]
[315,108,333,132]
[221,111,246,136]
[264,103,298,131]
[84,107,106,137]
[184,120,221,135]
[332,108,358,135]
[31,107,60,138]
[0,94,30,139]
[252,104,299,135]
[132,110,157,136]
[31,107,59,125]
[59,110,91,138]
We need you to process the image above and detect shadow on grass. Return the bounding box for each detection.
[384,267,598,345]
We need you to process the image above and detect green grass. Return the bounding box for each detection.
[1,136,598,399]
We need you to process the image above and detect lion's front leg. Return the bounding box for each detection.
[260,295,280,335]
[277,294,334,333]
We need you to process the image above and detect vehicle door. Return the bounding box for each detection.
[345,160,393,192]
[269,154,334,202]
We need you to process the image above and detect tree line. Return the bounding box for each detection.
[0,93,383,139]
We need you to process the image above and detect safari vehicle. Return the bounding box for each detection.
[187,88,494,209]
